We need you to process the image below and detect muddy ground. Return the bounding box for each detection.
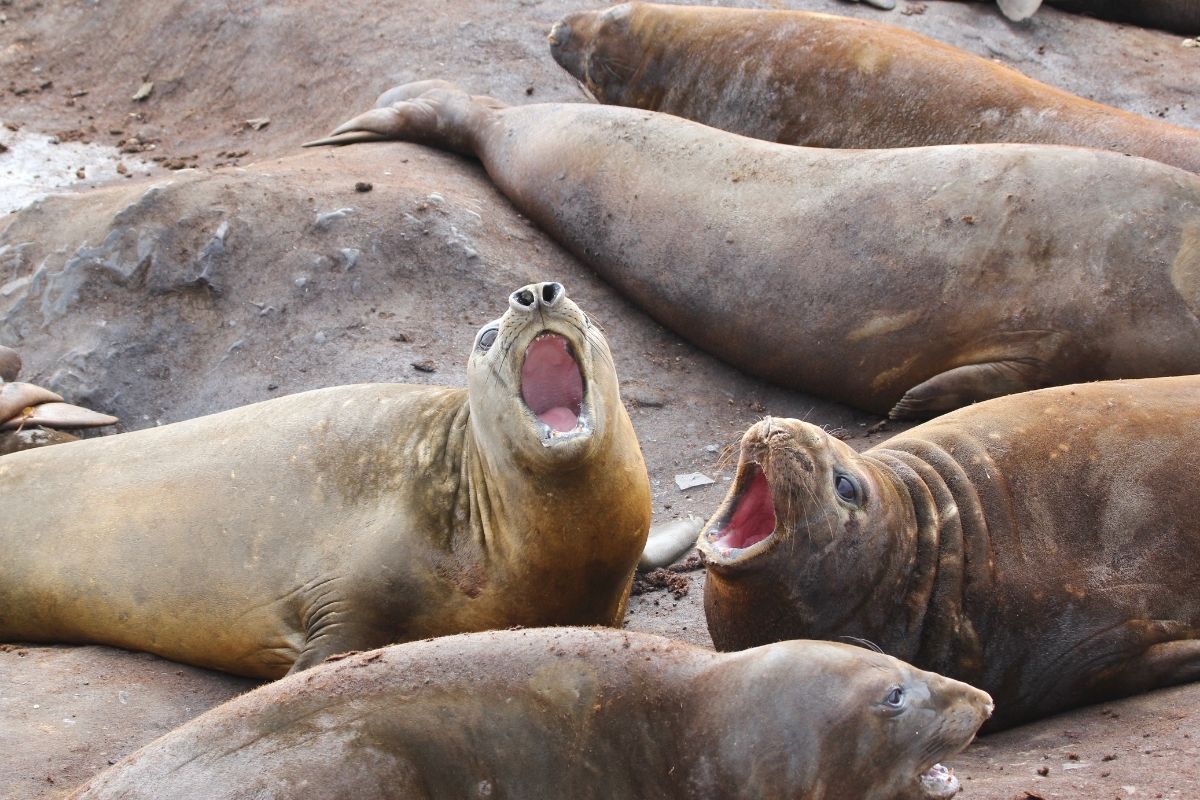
[1,0,1199,797]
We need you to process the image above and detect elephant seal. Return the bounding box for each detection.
[0,283,651,678]
[0,346,117,455]
[699,376,1200,730]
[548,3,1200,174]
[307,83,1200,418]
[966,0,1200,33]
[70,627,992,800]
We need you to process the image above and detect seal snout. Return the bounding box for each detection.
[547,20,571,50]
[509,281,565,313]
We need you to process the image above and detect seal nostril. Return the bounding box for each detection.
[516,289,535,307]
[542,282,563,305]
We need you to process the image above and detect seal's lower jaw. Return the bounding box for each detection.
[700,463,780,567]
[918,763,960,799]
[521,332,591,447]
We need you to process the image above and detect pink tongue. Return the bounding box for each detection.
[521,334,584,433]
[715,467,777,552]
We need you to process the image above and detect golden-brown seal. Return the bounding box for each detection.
[307,83,1200,418]
[0,283,651,677]
[548,3,1200,173]
[700,376,1200,729]
[70,628,993,800]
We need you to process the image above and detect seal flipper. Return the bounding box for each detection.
[889,359,1046,419]
[303,82,507,156]
[996,0,1043,22]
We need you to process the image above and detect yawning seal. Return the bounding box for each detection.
[70,628,992,800]
[548,3,1200,174]
[306,82,1200,417]
[700,376,1200,729]
[0,283,651,677]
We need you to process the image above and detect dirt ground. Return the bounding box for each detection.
[1,1,1199,797]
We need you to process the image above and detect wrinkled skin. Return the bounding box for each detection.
[700,377,1200,730]
[0,285,651,678]
[548,3,1200,174]
[962,0,1200,33]
[70,628,993,800]
[307,83,1200,417]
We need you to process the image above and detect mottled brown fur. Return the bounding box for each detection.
[549,3,1200,173]
[70,628,992,800]
[701,377,1200,729]
[308,83,1200,417]
[0,286,650,678]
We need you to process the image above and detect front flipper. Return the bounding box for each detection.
[1087,635,1200,699]
[303,82,507,155]
[889,359,1047,419]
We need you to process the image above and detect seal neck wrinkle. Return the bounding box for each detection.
[872,439,996,682]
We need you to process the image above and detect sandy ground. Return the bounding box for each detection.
[2,0,1199,797]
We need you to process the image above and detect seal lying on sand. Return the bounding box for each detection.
[307,83,1200,418]
[548,3,1200,174]
[0,284,651,678]
[0,344,118,455]
[962,0,1200,33]
[700,376,1200,730]
[70,628,993,800]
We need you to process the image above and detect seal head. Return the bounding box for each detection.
[699,417,919,660]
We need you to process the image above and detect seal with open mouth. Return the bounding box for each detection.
[700,376,1200,730]
[0,283,651,677]
[70,627,992,800]
[547,3,1200,174]
[306,82,1200,417]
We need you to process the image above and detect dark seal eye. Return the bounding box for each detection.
[477,328,498,351]
[884,686,905,708]
[834,474,856,503]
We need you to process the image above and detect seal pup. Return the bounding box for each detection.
[962,0,1200,33]
[307,83,1200,417]
[70,628,993,800]
[700,376,1200,730]
[547,4,1200,174]
[0,283,651,678]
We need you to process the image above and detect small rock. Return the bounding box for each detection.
[412,359,437,373]
[313,331,327,345]
[354,181,373,193]
[675,472,715,490]
[131,81,153,102]
[244,117,270,131]
[1183,38,1199,48]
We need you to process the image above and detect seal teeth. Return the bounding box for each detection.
[712,463,777,554]
[522,333,584,433]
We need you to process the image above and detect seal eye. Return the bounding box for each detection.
[478,328,498,351]
[834,474,857,503]
[884,686,905,709]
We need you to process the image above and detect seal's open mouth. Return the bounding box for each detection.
[521,333,584,435]
[919,763,960,799]
[708,463,778,556]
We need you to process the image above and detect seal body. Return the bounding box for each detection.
[0,284,651,678]
[70,628,992,800]
[700,376,1200,729]
[308,84,1200,417]
[548,3,1200,174]
[978,0,1200,33]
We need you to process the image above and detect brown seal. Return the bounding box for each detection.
[307,82,1200,418]
[70,628,992,800]
[547,3,1200,174]
[699,376,1200,730]
[0,346,117,455]
[969,0,1200,33]
[0,283,651,678]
